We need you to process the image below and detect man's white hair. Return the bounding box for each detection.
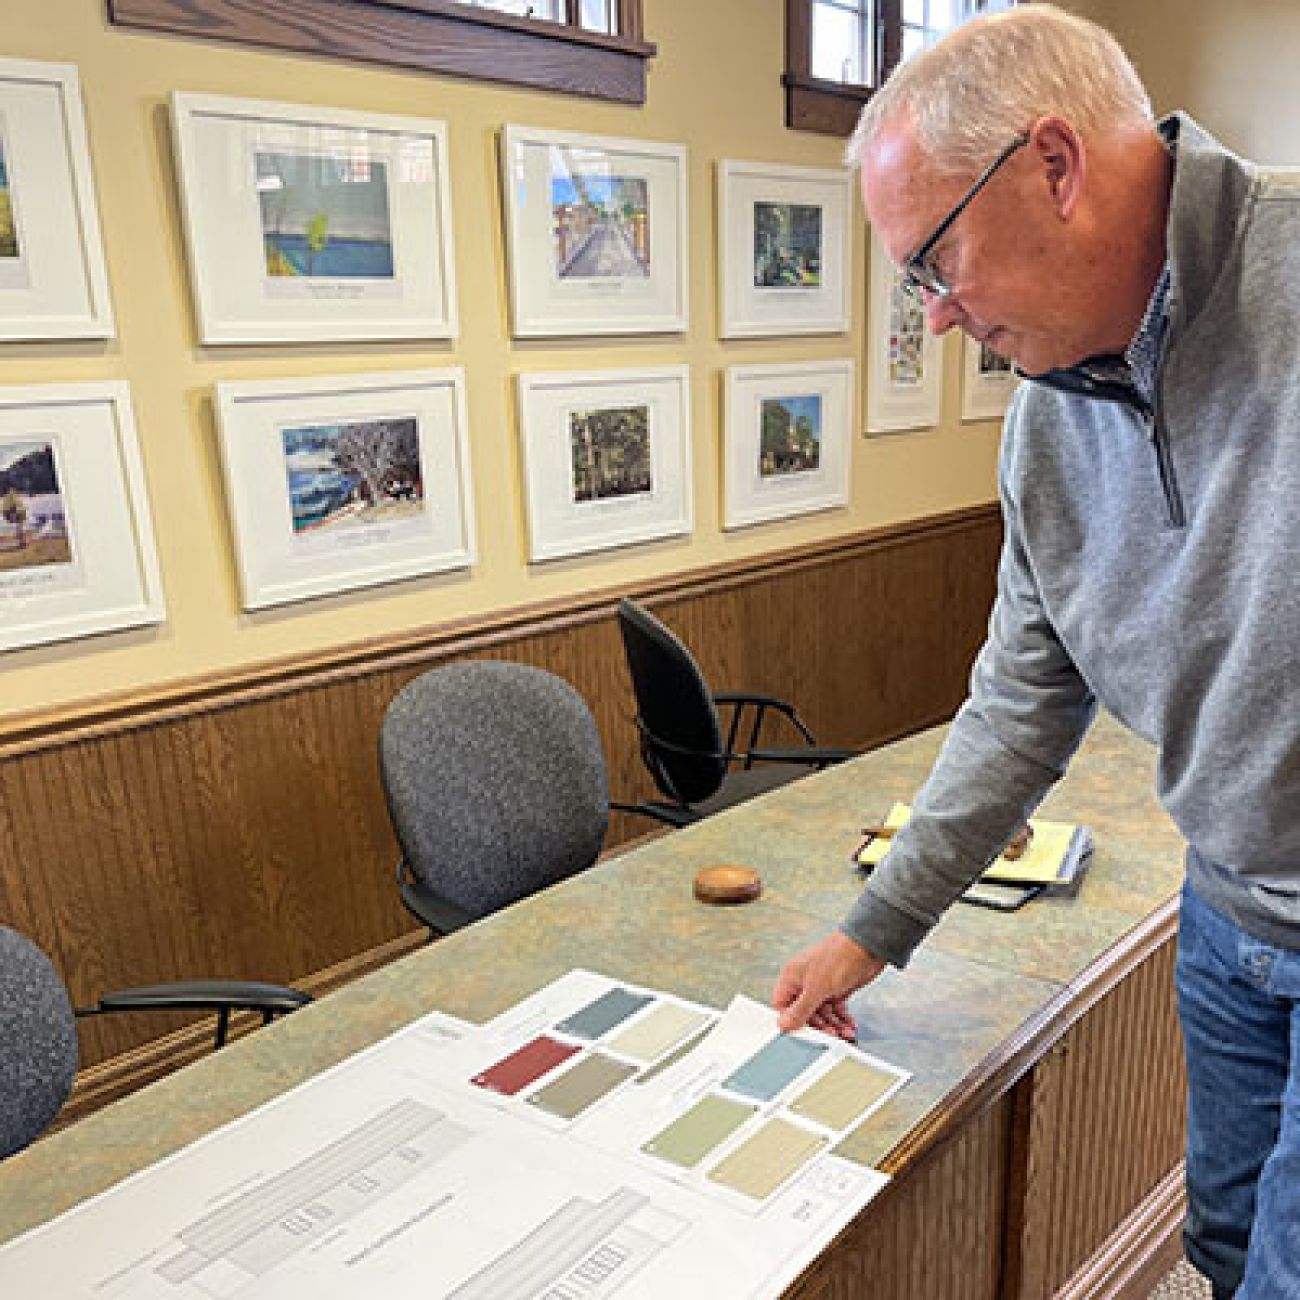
[845,4,1153,178]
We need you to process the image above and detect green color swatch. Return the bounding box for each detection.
[641,1094,755,1168]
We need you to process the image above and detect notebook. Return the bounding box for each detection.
[854,802,1093,891]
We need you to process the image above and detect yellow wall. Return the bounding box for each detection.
[1070,0,1300,164]
[0,0,1000,720]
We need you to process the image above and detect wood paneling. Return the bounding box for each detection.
[0,507,1000,1072]
[787,1096,1012,1300]
[1007,941,1186,1298]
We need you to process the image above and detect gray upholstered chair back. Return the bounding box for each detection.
[379,661,610,925]
[0,926,78,1159]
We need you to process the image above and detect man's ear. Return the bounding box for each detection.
[1029,116,1085,220]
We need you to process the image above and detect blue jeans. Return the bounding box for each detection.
[1176,880,1300,1300]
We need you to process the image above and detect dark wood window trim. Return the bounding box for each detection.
[785,1,1008,136]
[785,0,900,136]
[108,0,656,104]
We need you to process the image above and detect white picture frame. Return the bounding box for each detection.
[171,93,458,345]
[0,58,114,340]
[717,159,851,338]
[214,369,476,610]
[724,359,853,530]
[501,124,687,337]
[865,229,944,433]
[961,333,1019,421]
[516,366,692,562]
[0,382,164,652]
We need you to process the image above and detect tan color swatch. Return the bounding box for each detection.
[706,1118,826,1200]
[608,1002,709,1063]
[786,1057,899,1130]
[525,1052,636,1120]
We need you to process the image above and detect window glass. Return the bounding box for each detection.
[902,0,964,63]
[579,0,617,32]
[811,0,873,86]
[452,0,565,20]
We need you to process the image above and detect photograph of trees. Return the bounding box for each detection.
[257,150,395,280]
[759,395,822,477]
[0,439,71,571]
[280,416,424,536]
[569,404,652,503]
[753,202,822,288]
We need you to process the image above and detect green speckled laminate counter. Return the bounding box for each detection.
[0,713,1190,1299]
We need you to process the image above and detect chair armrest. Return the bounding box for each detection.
[397,859,479,938]
[92,981,310,1017]
[82,980,311,1050]
[712,692,818,753]
[712,690,795,710]
[748,746,859,767]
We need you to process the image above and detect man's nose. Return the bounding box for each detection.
[923,290,964,335]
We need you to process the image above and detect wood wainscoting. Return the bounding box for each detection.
[0,505,1000,1091]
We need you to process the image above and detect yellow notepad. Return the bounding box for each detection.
[854,802,1092,887]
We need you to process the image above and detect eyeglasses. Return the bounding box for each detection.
[900,134,1030,302]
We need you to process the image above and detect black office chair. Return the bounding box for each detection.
[0,924,308,1159]
[617,597,857,828]
[379,660,612,938]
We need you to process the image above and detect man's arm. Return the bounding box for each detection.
[776,390,1097,1028]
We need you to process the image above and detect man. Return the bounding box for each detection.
[771,8,1300,1299]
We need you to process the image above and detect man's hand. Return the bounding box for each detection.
[772,931,886,1039]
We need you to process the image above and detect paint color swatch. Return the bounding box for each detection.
[641,1094,755,1169]
[554,988,654,1040]
[634,1024,717,1085]
[787,1057,901,1130]
[706,1118,827,1200]
[723,1035,828,1102]
[608,1002,709,1063]
[525,1052,637,1121]
[471,1036,580,1096]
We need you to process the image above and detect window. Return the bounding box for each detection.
[451,0,615,34]
[787,0,1014,135]
[107,0,652,103]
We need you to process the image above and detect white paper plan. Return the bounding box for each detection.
[0,970,908,1300]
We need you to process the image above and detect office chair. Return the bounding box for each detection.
[379,660,611,937]
[0,924,308,1159]
[617,597,857,828]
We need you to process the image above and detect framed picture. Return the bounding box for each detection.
[0,382,164,652]
[0,58,114,340]
[717,160,851,338]
[865,229,943,433]
[724,360,853,530]
[171,93,458,345]
[501,125,687,337]
[516,366,692,561]
[962,334,1019,421]
[214,369,476,609]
